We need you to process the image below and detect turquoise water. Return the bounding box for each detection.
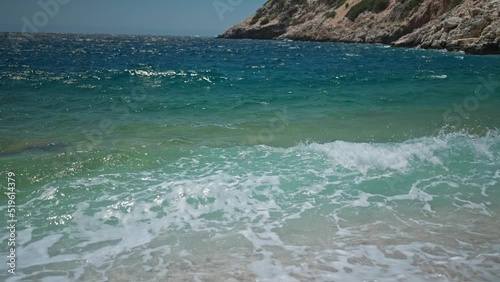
[1,32,500,281]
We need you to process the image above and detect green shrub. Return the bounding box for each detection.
[274,0,286,7]
[324,10,337,18]
[260,17,270,25]
[249,14,260,25]
[346,0,390,21]
[291,0,307,5]
[287,6,299,16]
[345,3,349,8]
[372,0,389,11]
[320,0,346,8]
[321,0,337,5]
[399,0,424,19]
[447,0,464,10]
[335,0,347,8]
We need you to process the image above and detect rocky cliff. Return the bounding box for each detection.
[218,0,500,54]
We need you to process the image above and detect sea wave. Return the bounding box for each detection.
[5,130,499,281]
[295,129,499,174]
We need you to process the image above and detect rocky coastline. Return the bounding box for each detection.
[218,0,500,54]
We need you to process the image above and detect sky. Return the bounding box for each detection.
[0,0,267,36]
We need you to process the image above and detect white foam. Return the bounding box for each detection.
[430,74,447,79]
[350,192,372,207]
[307,138,446,174]
[127,69,198,78]
[8,131,500,281]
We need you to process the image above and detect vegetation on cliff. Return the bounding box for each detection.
[345,0,390,21]
[219,0,499,54]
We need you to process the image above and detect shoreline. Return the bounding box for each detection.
[217,35,500,56]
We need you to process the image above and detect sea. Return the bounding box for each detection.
[1,32,500,281]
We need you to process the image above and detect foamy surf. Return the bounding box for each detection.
[2,131,499,281]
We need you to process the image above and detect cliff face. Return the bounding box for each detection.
[218,0,500,54]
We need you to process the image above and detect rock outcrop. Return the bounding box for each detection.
[218,0,500,54]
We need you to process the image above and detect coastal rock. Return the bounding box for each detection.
[219,0,500,54]
[221,23,287,40]
[443,17,461,31]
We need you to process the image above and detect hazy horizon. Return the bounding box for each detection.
[0,0,266,36]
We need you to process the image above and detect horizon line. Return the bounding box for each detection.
[0,30,223,38]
